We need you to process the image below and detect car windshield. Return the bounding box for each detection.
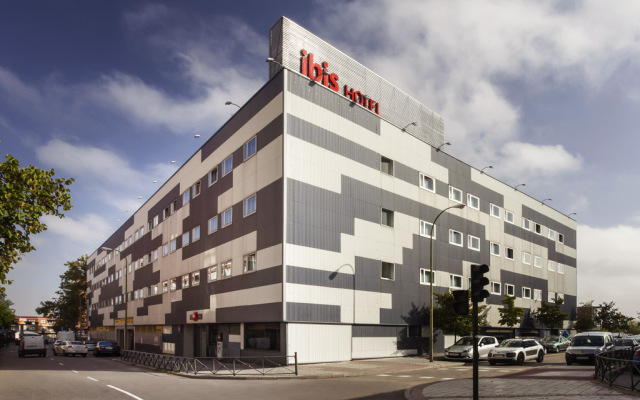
[572,336,604,346]
[497,339,523,348]
[98,341,113,346]
[454,337,475,346]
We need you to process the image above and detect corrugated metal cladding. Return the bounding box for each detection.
[269,17,445,148]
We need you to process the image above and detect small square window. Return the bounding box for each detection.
[243,253,256,273]
[192,272,200,286]
[534,256,542,268]
[170,239,177,253]
[163,206,170,220]
[243,136,257,160]
[522,287,532,299]
[548,291,556,302]
[467,194,479,210]
[522,218,531,230]
[208,266,218,281]
[505,210,514,224]
[381,208,394,227]
[548,261,556,271]
[192,226,200,242]
[153,249,158,261]
[490,282,501,295]
[449,274,463,289]
[505,284,515,297]
[468,235,480,251]
[181,274,188,289]
[222,155,233,176]
[183,189,190,205]
[171,200,177,214]
[449,230,463,246]
[222,208,233,228]
[533,289,542,301]
[381,262,395,280]
[548,229,556,240]
[193,181,201,198]
[162,243,169,257]
[420,268,434,285]
[534,223,542,234]
[221,261,232,277]
[449,186,463,203]
[420,220,435,238]
[490,242,500,256]
[208,216,218,234]
[490,203,501,219]
[522,252,531,265]
[182,232,190,247]
[170,278,177,291]
[381,156,394,175]
[419,173,435,192]
[243,194,257,217]
[558,233,564,243]
[209,167,219,186]
[505,247,514,260]
[558,263,565,274]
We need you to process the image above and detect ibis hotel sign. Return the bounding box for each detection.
[300,49,380,115]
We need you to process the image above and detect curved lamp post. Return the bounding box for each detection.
[429,203,465,362]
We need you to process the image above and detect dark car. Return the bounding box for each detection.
[613,338,640,353]
[94,341,121,357]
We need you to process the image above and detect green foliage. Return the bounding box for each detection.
[0,151,74,284]
[531,297,569,329]
[36,255,86,331]
[0,286,16,329]
[498,295,524,331]
[433,291,488,336]
[575,300,595,332]
[595,301,633,332]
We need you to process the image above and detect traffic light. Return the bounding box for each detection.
[452,290,469,315]
[470,264,490,302]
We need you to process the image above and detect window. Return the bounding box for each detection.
[208,216,218,234]
[505,247,514,260]
[222,155,233,176]
[505,210,514,224]
[522,252,531,265]
[170,278,177,291]
[522,287,531,299]
[449,230,463,246]
[419,173,435,192]
[192,226,200,242]
[381,156,393,175]
[558,233,564,243]
[170,239,177,253]
[153,215,159,227]
[134,230,139,241]
[208,266,218,281]
[548,291,556,302]
[170,200,177,214]
[243,253,256,273]
[192,272,200,286]
[221,261,232,277]
[505,284,515,297]
[420,268,433,285]
[193,181,201,198]
[449,186,463,203]
[490,242,500,256]
[548,229,556,240]
[153,249,158,261]
[163,206,170,219]
[522,218,531,230]
[449,274,463,289]
[243,194,257,216]
[182,189,190,205]
[420,220,435,238]
[490,203,501,219]
[381,262,395,280]
[534,223,542,234]
[467,194,479,210]
[222,208,233,228]
[148,220,153,231]
[533,289,542,301]
[243,136,257,160]
[182,274,190,289]
[468,235,480,251]
[558,263,565,274]
[381,208,394,227]
[548,261,556,271]
[162,243,169,257]
[490,282,501,295]
[209,167,218,186]
[534,256,542,268]
[182,232,190,247]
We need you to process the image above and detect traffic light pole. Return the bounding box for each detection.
[470,263,489,400]
[472,299,479,400]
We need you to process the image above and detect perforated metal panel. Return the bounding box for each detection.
[269,17,445,148]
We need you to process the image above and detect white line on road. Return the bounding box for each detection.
[397,375,412,378]
[58,363,64,366]
[72,370,78,373]
[87,377,99,382]
[107,385,144,400]
[377,374,391,377]
[420,377,434,379]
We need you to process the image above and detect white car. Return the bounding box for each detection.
[488,338,545,365]
[58,340,88,357]
[444,336,499,361]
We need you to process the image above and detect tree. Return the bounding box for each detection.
[0,151,74,284]
[531,297,569,330]
[575,300,595,332]
[36,255,86,331]
[433,291,488,336]
[0,286,15,330]
[595,301,633,332]
[498,295,524,336]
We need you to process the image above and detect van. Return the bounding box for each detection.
[565,331,614,365]
[18,332,46,357]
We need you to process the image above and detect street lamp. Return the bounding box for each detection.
[429,203,465,362]
[101,246,128,352]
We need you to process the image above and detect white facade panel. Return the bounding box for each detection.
[352,337,416,359]
[287,323,351,363]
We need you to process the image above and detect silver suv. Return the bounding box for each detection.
[566,331,614,365]
[444,335,499,361]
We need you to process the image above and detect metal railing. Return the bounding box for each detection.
[120,350,298,376]
[594,348,640,392]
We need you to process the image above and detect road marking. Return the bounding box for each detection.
[377,374,391,377]
[397,375,411,378]
[72,370,79,373]
[420,376,434,379]
[107,385,144,400]
[441,377,454,380]
[87,377,99,382]
[58,363,64,366]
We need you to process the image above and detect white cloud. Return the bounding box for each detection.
[499,142,583,182]
[41,213,111,248]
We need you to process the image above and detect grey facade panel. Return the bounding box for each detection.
[286,302,340,323]
[216,303,282,323]
[522,205,577,249]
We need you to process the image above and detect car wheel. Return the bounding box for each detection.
[537,351,544,363]
[489,360,496,366]
[516,353,525,365]
[566,356,573,366]
[83,353,87,357]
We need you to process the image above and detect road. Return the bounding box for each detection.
[0,344,576,400]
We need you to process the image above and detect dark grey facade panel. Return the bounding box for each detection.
[504,222,576,268]
[287,72,380,134]
[522,205,577,249]
[286,302,340,323]
[353,325,404,338]
[216,302,283,323]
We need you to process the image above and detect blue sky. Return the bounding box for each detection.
[3,0,640,318]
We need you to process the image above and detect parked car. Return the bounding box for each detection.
[94,341,121,357]
[488,338,545,365]
[59,340,88,357]
[52,340,64,355]
[444,336,499,361]
[632,349,640,374]
[613,338,640,352]
[566,331,614,365]
[83,340,96,351]
[520,336,547,353]
[544,335,571,353]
